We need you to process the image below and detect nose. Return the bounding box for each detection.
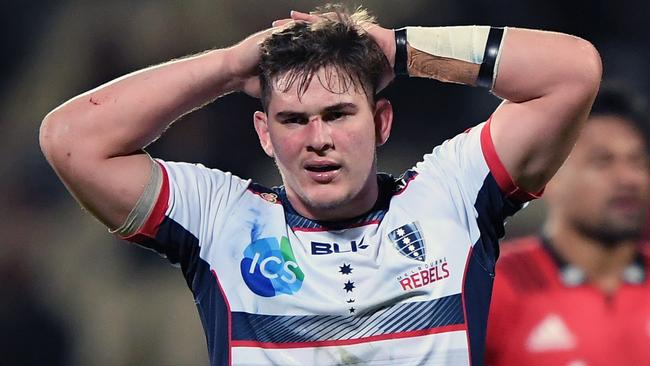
[306,117,334,154]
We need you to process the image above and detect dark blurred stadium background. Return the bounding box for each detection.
[2,1,649,365]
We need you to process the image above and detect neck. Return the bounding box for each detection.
[287,174,380,222]
[543,219,637,294]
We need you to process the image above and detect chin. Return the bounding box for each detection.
[304,191,349,211]
[578,220,643,247]
[299,187,357,217]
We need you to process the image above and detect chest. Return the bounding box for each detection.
[503,288,650,365]
[210,204,476,317]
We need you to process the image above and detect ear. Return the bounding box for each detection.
[373,98,393,146]
[253,111,274,157]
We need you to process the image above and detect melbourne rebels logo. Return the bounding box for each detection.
[240,237,305,297]
[388,222,426,262]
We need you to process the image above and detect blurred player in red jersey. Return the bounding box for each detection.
[486,85,650,366]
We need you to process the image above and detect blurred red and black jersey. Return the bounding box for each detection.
[486,236,650,366]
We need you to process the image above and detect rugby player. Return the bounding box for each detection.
[40,5,601,365]
[486,86,650,366]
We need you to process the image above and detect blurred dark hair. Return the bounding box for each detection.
[258,5,389,110]
[590,82,650,147]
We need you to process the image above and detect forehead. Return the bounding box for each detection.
[573,115,646,156]
[267,68,370,112]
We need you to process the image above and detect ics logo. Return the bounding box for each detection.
[240,237,304,297]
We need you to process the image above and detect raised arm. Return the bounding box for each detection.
[39,26,276,230]
[486,28,601,193]
[403,27,602,194]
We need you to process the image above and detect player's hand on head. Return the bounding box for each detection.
[227,20,295,98]
[289,10,396,91]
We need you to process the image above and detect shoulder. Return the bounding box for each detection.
[248,182,283,205]
[157,160,254,197]
[495,236,553,291]
[499,236,544,259]
[639,242,650,256]
[419,122,486,171]
[159,160,244,181]
[639,244,650,266]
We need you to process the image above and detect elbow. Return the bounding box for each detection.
[39,111,62,163]
[572,38,603,95]
[547,37,602,108]
[39,110,76,168]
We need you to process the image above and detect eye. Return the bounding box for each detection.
[281,116,308,125]
[323,111,348,122]
[588,154,612,168]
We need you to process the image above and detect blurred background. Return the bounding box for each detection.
[3,0,650,365]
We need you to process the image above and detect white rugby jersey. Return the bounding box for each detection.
[124,120,538,366]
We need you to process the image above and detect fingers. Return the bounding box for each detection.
[271,18,293,27]
[289,10,316,22]
[271,10,319,29]
[289,10,341,22]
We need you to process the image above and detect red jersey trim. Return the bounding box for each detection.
[121,161,170,243]
[480,117,543,202]
[231,324,465,349]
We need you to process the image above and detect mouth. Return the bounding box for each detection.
[304,161,342,183]
[609,195,644,214]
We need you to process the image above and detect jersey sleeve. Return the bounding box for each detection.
[479,117,544,202]
[413,118,542,272]
[416,117,542,206]
[119,160,250,278]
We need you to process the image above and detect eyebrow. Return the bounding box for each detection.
[275,103,358,120]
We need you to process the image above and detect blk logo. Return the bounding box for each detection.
[240,237,304,297]
[311,237,369,255]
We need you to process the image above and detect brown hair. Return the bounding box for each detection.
[259,5,389,110]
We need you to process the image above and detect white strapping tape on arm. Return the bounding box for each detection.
[405,26,491,65]
[109,157,163,237]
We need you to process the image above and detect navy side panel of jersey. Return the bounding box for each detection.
[463,246,493,366]
[473,174,523,274]
[464,173,523,366]
[155,217,230,366]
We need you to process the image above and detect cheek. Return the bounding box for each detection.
[341,125,376,155]
[553,180,602,220]
[269,132,302,163]
[552,170,595,200]
[636,169,650,190]
[565,173,609,206]
[641,175,650,195]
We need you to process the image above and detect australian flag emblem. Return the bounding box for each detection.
[388,222,426,262]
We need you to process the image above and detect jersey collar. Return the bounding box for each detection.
[540,235,647,287]
[274,173,396,231]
